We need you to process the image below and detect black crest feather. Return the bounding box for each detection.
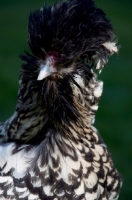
[28,0,115,66]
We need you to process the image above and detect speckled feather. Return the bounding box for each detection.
[0,0,122,199]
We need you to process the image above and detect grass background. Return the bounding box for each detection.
[0,0,131,199]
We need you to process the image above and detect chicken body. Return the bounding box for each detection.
[0,0,122,199]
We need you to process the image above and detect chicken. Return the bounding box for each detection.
[0,0,122,199]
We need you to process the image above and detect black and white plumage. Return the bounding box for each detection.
[0,0,122,199]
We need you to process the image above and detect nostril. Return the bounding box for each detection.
[47,51,58,63]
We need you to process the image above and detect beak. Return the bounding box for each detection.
[37,64,52,80]
[37,57,57,80]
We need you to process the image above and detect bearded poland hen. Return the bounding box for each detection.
[0,0,122,199]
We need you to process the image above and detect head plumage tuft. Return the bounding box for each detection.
[27,0,118,72]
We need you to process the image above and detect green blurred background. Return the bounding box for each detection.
[0,0,131,199]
